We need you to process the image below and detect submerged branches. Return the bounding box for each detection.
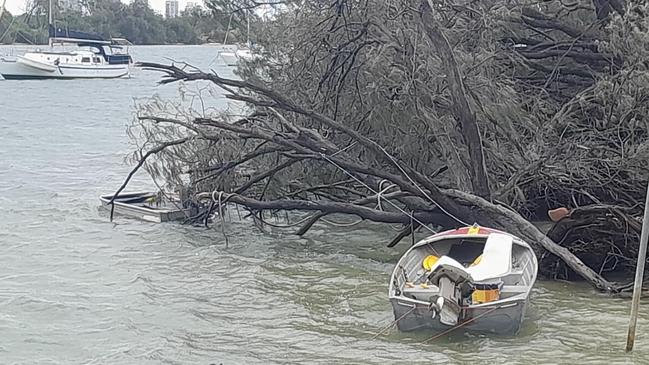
[109,137,189,221]
[122,0,649,291]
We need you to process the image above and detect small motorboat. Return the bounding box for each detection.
[389,226,538,335]
[99,191,192,223]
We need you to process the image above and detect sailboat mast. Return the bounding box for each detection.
[48,0,53,46]
[223,13,232,44]
[0,0,7,21]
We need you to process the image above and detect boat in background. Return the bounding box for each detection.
[217,10,254,66]
[99,191,193,223]
[217,44,253,66]
[389,226,537,335]
[0,0,132,80]
[0,25,132,80]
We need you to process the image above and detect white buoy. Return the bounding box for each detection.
[626,181,649,351]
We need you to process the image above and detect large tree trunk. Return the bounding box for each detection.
[420,0,491,200]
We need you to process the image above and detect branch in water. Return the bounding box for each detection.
[108,137,189,221]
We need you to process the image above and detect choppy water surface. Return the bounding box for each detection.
[0,45,647,364]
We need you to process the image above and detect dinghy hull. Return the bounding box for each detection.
[390,296,528,335]
[388,226,537,336]
[99,192,191,223]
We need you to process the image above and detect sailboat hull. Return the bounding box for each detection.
[217,47,255,67]
[0,56,129,80]
[218,51,239,66]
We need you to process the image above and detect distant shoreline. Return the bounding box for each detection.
[0,43,229,46]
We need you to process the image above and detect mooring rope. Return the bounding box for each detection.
[376,180,397,212]
[370,305,419,340]
[212,191,231,248]
[320,153,438,235]
[372,143,470,226]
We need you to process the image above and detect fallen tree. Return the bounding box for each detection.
[119,0,649,293]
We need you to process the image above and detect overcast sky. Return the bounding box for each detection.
[3,0,197,17]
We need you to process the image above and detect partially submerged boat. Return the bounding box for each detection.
[389,226,537,335]
[99,191,192,223]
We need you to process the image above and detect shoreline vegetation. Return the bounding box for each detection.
[0,0,247,45]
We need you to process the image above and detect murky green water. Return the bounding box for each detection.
[0,45,647,364]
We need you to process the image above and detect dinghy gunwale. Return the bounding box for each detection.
[99,191,192,222]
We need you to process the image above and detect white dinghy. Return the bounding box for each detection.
[99,191,193,223]
[389,226,538,335]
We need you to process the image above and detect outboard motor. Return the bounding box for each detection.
[427,256,474,326]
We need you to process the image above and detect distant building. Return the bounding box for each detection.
[165,0,179,18]
[182,2,204,15]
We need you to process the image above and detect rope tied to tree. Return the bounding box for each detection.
[319,152,439,235]
[376,180,397,212]
[212,191,231,248]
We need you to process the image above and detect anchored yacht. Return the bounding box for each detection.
[217,10,255,67]
[0,25,132,80]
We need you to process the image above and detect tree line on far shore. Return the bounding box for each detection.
[0,0,250,45]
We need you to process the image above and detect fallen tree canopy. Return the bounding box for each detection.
[120,0,649,293]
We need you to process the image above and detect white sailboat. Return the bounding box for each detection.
[0,0,132,80]
[217,11,254,66]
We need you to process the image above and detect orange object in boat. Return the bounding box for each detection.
[472,283,500,304]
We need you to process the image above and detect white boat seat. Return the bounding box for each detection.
[466,233,513,282]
